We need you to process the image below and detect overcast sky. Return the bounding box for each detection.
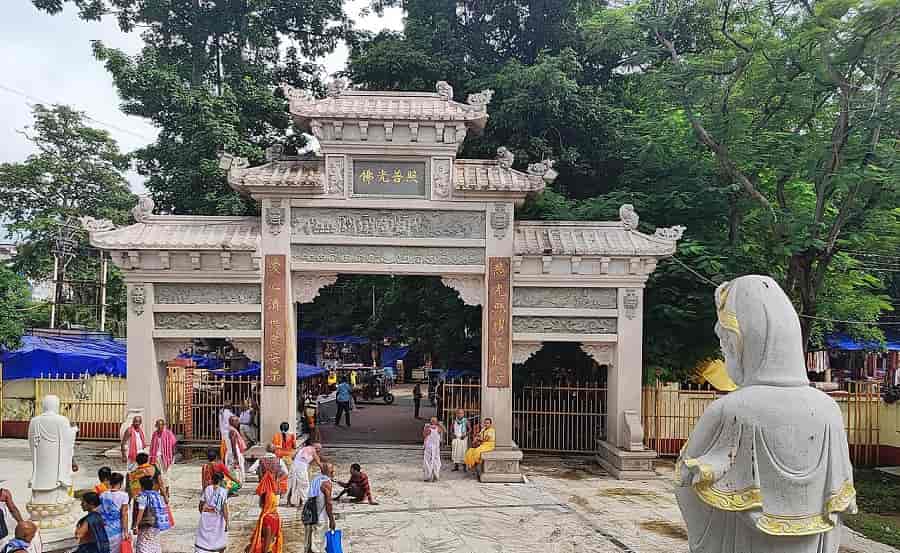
[0,0,403,195]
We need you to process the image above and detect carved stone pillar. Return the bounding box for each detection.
[126,283,166,430]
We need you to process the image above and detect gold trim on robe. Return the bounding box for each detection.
[682,456,857,536]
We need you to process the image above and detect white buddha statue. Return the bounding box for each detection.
[27,395,78,528]
[676,275,856,553]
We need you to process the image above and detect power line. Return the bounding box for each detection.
[0,82,157,142]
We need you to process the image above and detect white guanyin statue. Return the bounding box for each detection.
[27,395,78,528]
[676,275,856,553]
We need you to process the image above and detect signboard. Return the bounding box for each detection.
[353,160,426,197]
[263,254,287,386]
[487,257,511,388]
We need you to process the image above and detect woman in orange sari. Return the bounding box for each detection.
[245,492,282,553]
[270,422,297,462]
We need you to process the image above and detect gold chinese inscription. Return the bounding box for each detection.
[354,161,426,196]
[263,254,287,386]
[487,257,511,388]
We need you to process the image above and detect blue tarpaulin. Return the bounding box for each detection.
[826,333,900,352]
[381,346,409,368]
[1,335,127,380]
[208,361,328,380]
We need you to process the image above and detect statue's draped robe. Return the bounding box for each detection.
[676,276,856,553]
[29,412,76,503]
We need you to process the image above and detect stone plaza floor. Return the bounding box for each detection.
[0,439,895,553]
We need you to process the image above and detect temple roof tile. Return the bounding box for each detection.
[87,216,260,251]
[453,159,546,195]
[287,90,489,132]
[514,221,678,257]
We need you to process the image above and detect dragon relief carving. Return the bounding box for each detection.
[79,216,115,233]
[326,156,345,195]
[431,159,452,199]
[654,225,686,241]
[266,199,285,235]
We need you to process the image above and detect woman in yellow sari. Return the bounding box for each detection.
[464,417,496,471]
[245,492,282,553]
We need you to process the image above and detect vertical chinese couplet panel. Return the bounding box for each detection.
[487,257,511,388]
[263,254,287,386]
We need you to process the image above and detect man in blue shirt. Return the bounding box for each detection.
[335,377,353,427]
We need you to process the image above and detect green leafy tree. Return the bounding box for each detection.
[0,104,135,332]
[34,0,349,215]
[0,266,30,350]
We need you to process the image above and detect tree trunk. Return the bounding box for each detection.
[788,253,816,349]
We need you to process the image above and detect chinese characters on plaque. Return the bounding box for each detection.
[263,255,286,386]
[353,160,426,197]
[487,257,511,388]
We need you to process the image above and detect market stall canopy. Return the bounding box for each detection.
[826,333,900,352]
[1,335,126,380]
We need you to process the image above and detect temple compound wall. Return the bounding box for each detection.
[83,81,685,480]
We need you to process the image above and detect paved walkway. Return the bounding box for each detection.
[0,439,894,553]
[319,384,438,445]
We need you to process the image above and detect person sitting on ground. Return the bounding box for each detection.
[98,473,129,553]
[246,492,282,553]
[75,492,109,553]
[1,520,36,553]
[127,453,162,501]
[464,417,496,474]
[94,467,112,496]
[201,448,237,495]
[334,463,378,505]
[249,444,289,498]
[270,422,297,463]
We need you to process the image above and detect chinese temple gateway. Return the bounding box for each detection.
[83,82,684,481]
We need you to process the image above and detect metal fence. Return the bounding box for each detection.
[166,366,260,442]
[642,381,883,466]
[20,374,126,440]
[441,379,607,454]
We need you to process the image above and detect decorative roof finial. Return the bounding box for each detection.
[132,195,155,223]
[265,144,284,162]
[619,204,639,231]
[654,225,686,241]
[217,152,249,172]
[496,146,514,169]
[527,159,558,184]
[436,81,454,101]
[466,89,494,111]
[280,83,314,104]
[78,216,115,233]
[326,78,347,98]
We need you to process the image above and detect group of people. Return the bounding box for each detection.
[422,410,497,481]
[198,418,377,553]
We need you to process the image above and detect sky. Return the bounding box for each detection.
[0,0,403,196]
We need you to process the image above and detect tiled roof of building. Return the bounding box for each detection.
[514,221,679,257]
[87,217,260,251]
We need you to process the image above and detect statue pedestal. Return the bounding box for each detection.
[26,496,78,529]
[595,440,657,480]
[479,447,525,483]
[37,526,79,553]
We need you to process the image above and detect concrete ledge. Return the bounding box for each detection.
[595,440,657,480]
[479,447,525,483]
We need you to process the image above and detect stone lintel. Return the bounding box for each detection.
[595,439,657,480]
[478,447,525,484]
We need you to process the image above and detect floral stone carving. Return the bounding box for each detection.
[266,199,285,235]
[291,208,485,240]
[431,158,452,199]
[292,245,484,266]
[441,276,483,306]
[512,316,617,334]
[326,156,345,195]
[154,313,261,330]
[511,342,543,364]
[155,284,261,304]
[292,274,338,304]
[513,287,616,309]
[490,203,510,239]
[131,285,146,316]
